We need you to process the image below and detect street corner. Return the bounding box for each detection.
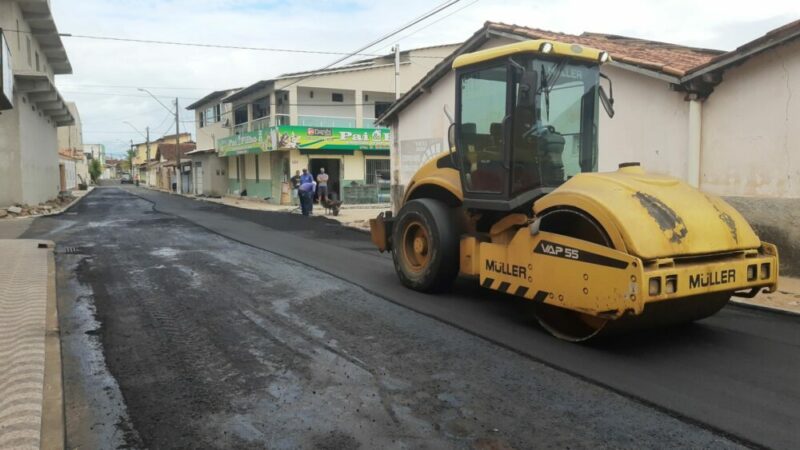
[0,239,63,450]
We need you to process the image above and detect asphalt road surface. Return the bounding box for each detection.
[25,187,799,449]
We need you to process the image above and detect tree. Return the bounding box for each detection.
[89,158,102,183]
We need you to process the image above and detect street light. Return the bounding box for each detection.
[138,88,181,193]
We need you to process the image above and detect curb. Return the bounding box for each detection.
[729,298,800,317]
[41,241,65,449]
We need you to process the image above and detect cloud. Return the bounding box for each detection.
[50,0,800,156]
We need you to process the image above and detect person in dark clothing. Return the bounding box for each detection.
[290,170,301,205]
[298,180,316,216]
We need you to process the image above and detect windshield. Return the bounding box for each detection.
[511,58,599,194]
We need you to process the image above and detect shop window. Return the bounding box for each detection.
[366,159,390,185]
[332,92,344,103]
[252,97,269,120]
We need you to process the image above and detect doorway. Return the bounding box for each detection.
[309,158,341,201]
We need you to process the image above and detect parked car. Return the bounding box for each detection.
[120,173,133,184]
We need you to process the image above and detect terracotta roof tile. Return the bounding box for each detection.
[488,22,724,77]
[157,142,196,162]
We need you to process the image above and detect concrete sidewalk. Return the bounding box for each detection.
[0,240,63,450]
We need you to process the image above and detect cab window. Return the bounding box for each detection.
[458,65,508,194]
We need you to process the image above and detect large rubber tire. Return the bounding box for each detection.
[391,199,460,293]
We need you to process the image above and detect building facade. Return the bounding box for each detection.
[0,0,74,207]
[208,44,458,204]
[186,89,239,196]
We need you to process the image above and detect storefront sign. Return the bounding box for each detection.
[273,125,390,151]
[217,128,271,156]
[218,125,390,156]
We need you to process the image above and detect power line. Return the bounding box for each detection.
[277,0,462,92]
[375,0,482,54]
[4,28,443,59]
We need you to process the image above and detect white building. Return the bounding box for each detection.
[185,88,240,196]
[204,44,458,204]
[0,0,74,207]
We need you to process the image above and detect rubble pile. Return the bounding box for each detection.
[0,194,74,219]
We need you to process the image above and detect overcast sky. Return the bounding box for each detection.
[51,0,800,158]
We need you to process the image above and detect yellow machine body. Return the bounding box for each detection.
[370,39,779,340]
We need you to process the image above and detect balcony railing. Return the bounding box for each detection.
[251,116,270,131]
[233,123,248,135]
[273,114,290,126]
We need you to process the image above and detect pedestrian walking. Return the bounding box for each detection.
[316,167,329,203]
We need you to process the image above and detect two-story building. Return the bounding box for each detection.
[0,0,74,207]
[213,44,458,204]
[185,88,240,196]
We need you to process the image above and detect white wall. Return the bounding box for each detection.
[18,92,59,204]
[194,98,232,151]
[701,39,800,198]
[59,157,77,190]
[598,65,690,177]
[395,71,456,186]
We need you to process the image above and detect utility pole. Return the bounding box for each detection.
[391,44,401,213]
[145,126,150,186]
[174,97,180,194]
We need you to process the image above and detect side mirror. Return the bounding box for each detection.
[599,73,615,118]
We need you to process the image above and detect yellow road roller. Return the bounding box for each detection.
[370,40,779,341]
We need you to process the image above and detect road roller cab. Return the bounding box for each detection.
[369,39,779,341]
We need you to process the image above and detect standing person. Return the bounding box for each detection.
[300,168,313,185]
[290,170,301,205]
[298,179,316,216]
[316,167,329,204]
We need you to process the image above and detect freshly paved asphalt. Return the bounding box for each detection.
[119,186,800,449]
[26,187,748,449]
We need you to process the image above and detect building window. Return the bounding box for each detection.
[35,51,39,71]
[255,155,260,182]
[215,104,222,120]
[331,92,344,102]
[26,37,31,66]
[234,105,248,125]
[374,101,392,118]
[252,97,268,120]
[16,20,20,50]
[205,105,217,124]
[199,111,205,128]
[366,159,390,185]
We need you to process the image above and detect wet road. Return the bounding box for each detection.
[26,187,800,449]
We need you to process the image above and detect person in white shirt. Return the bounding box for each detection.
[316,167,329,203]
